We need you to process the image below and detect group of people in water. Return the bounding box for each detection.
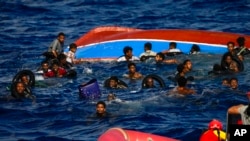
[9,32,250,141]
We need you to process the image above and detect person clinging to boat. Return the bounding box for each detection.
[154,52,178,64]
[139,42,156,61]
[199,119,226,141]
[64,43,82,64]
[43,32,65,61]
[162,42,182,56]
[189,44,200,54]
[235,36,250,57]
[117,46,140,62]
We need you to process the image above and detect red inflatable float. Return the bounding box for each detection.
[98,127,180,141]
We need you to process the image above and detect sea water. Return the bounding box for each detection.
[0,1,250,141]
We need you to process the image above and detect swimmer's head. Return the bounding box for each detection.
[107,93,116,101]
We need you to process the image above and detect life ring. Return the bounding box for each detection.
[104,77,128,88]
[12,70,35,87]
[142,74,166,88]
[10,81,32,99]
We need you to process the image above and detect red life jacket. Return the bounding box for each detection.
[200,129,221,141]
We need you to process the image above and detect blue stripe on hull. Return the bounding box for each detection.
[73,40,227,59]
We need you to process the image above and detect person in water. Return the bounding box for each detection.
[124,62,143,79]
[162,42,181,54]
[234,36,250,56]
[107,93,116,101]
[145,77,155,88]
[229,77,238,90]
[199,119,226,141]
[65,43,82,64]
[46,32,65,59]
[8,82,35,102]
[117,46,140,62]
[189,44,200,54]
[176,76,195,95]
[221,53,239,73]
[37,61,54,78]
[108,76,127,89]
[139,42,156,61]
[228,103,250,125]
[155,52,178,64]
[222,78,230,87]
[51,62,67,77]
[96,101,109,118]
[57,53,73,70]
[20,75,29,86]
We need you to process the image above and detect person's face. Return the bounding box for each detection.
[71,48,77,53]
[109,80,117,88]
[225,56,232,64]
[155,55,163,62]
[60,58,67,64]
[129,65,136,73]
[126,50,133,58]
[146,78,154,87]
[185,61,192,71]
[52,64,59,71]
[96,104,106,114]
[21,76,29,85]
[227,43,234,52]
[42,63,49,72]
[16,83,25,94]
[230,80,238,89]
[58,35,65,43]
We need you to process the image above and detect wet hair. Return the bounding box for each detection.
[123,46,133,54]
[177,76,187,87]
[41,60,49,65]
[237,37,245,46]
[169,42,177,48]
[69,43,77,49]
[156,52,165,60]
[57,53,67,61]
[144,42,152,50]
[183,59,191,66]
[190,44,200,52]
[109,76,119,82]
[227,41,235,47]
[177,64,185,73]
[58,32,65,37]
[128,62,136,68]
[230,77,238,83]
[96,101,106,108]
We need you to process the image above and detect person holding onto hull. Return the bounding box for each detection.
[117,46,140,62]
[139,42,157,61]
[44,32,65,60]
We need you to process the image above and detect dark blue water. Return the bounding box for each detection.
[1,1,250,141]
